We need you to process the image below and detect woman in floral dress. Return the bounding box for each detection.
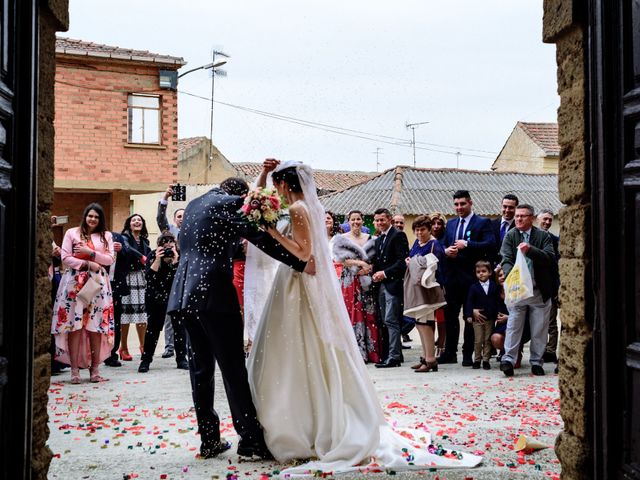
[332,210,381,363]
[51,203,115,383]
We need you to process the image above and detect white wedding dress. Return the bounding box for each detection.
[247,165,482,476]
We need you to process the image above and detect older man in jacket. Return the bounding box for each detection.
[499,204,556,377]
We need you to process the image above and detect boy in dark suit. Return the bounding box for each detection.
[464,260,506,370]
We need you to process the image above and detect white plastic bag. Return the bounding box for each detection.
[504,249,534,307]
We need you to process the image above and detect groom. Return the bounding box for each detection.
[168,176,309,459]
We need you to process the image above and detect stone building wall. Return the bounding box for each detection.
[542,1,591,479]
[177,140,237,185]
[113,190,133,231]
[493,126,549,173]
[34,2,69,478]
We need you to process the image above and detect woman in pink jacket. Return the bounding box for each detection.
[51,203,115,383]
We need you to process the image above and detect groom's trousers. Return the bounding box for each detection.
[177,309,265,445]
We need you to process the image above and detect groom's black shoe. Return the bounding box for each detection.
[237,439,274,460]
[200,438,232,459]
[375,358,402,368]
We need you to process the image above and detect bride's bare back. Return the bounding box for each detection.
[267,200,313,262]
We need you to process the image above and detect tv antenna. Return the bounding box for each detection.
[372,147,383,171]
[405,121,429,167]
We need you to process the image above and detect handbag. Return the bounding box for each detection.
[76,272,102,305]
[504,249,534,307]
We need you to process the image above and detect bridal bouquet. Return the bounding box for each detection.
[241,187,285,228]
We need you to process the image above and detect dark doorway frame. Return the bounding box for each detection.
[587,0,640,478]
[0,0,39,477]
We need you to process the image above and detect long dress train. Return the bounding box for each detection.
[247,200,482,475]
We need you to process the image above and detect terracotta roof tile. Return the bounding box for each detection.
[56,37,186,67]
[178,137,209,154]
[234,162,376,193]
[518,122,560,156]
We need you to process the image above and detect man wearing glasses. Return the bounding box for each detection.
[498,204,556,377]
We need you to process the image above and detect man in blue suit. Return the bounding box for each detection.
[439,190,496,366]
[490,194,519,265]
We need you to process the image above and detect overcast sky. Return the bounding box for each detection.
[66,0,558,172]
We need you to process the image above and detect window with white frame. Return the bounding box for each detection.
[127,94,161,144]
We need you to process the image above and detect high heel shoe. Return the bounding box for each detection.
[411,357,425,370]
[89,366,105,383]
[119,348,133,361]
[70,368,81,384]
[415,359,438,373]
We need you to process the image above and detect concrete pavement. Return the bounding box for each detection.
[47,340,561,480]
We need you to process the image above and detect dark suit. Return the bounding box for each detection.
[490,217,515,265]
[156,200,180,355]
[167,188,306,447]
[545,232,560,356]
[141,250,187,367]
[500,226,555,367]
[463,279,505,323]
[464,279,507,362]
[372,226,409,362]
[442,213,495,362]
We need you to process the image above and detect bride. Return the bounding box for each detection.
[247,160,482,475]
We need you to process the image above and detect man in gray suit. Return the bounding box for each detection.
[499,204,556,377]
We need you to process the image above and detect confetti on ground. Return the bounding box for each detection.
[47,357,562,479]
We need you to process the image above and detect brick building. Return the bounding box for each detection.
[52,38,185,236]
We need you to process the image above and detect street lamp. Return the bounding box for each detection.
[178,50,229,168]
[177,60,227,79]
